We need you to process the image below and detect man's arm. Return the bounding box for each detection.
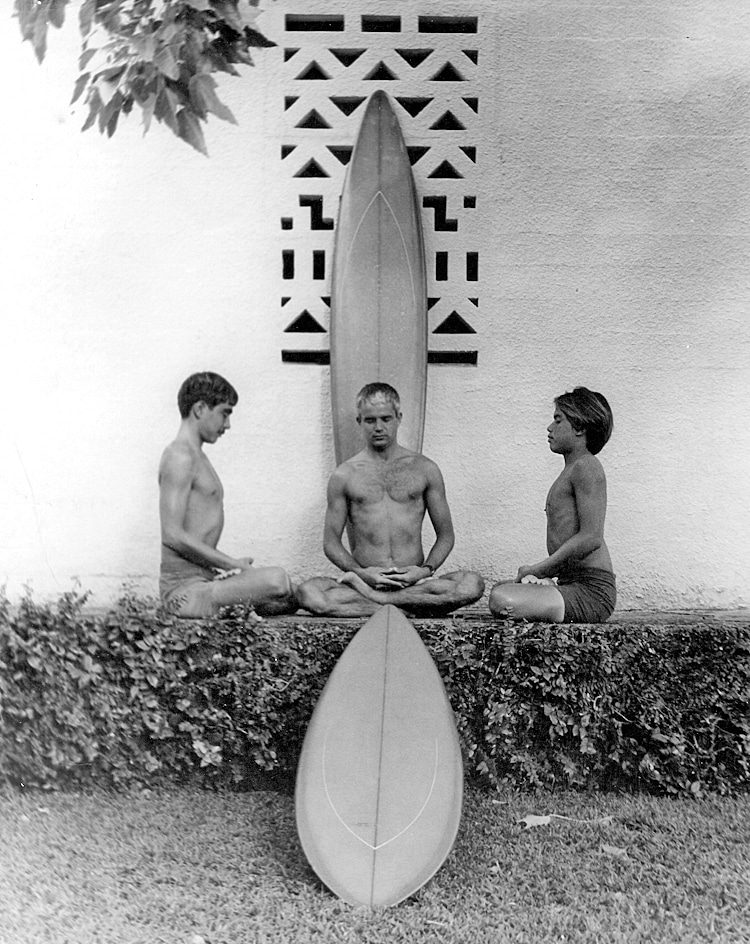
[322,469,359,570]
[517,458,606,580]
[159,448,248,572]
[390,460,456,587]
[422,460,456,569]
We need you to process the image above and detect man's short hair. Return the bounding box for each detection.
[355,382,401,414]
[177,372,238,418]
[555,387,613,455]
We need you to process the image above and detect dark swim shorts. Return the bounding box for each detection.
[159,561,218,618]
[556,567,617,624]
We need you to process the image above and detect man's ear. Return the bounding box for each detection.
[193,400,207,418]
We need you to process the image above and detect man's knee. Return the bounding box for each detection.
[259,567,300,614]
[457,570,485,603]
[488,581,515,617]
[489,581,565,622]
[441,570,484,605]
[265,566,293,600]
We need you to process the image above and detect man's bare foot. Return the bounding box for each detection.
[338,571,385,602]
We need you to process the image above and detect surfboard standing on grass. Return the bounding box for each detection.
[295,604,464,908]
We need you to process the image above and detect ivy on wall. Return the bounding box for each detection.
[2,588,749,796]
[13,0,275,154]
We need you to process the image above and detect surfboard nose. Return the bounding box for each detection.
[330,90,427,464]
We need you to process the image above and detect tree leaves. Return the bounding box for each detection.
[14,0,69,63]
[155,84,180,135]
[189,73,237,124]
[178,106,208,156]
[79,0,96,36]
[13,0,275,155]
[71,72,90,105]
[154,45,181,82]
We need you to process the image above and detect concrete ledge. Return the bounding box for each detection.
[260,607,750,627]
[72,603,749,626]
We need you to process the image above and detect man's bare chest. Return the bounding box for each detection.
[546,473,576,523]
[348,466,426,506]
[192,458,223,501]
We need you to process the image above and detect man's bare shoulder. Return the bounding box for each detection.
[406,451,443,479]
[569,453,607,485]
[326,455,361,494]
[331,450,364,477]
[159,439,200,479]
[411,449,439,468]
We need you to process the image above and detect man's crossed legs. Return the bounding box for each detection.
[160,564,297,619]
[297,570,484,618]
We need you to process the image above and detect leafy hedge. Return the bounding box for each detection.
[1,588,749,796]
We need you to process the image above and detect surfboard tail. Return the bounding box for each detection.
[295,605,463,908]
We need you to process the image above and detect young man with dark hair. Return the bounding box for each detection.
[489,387,616,623]
[297,382,485,617]
[158,372,298,618]
[176,371,238,419]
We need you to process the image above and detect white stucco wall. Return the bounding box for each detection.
[1,0,749,610]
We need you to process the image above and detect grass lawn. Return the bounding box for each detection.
[1,785,748,944]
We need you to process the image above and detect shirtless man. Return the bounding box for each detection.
[158,372,298,618]
[489,387,616,623]
[296,383,484,617]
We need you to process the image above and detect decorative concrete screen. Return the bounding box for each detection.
[269,6,484,367]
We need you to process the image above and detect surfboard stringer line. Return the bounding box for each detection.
[321,733,440,852]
